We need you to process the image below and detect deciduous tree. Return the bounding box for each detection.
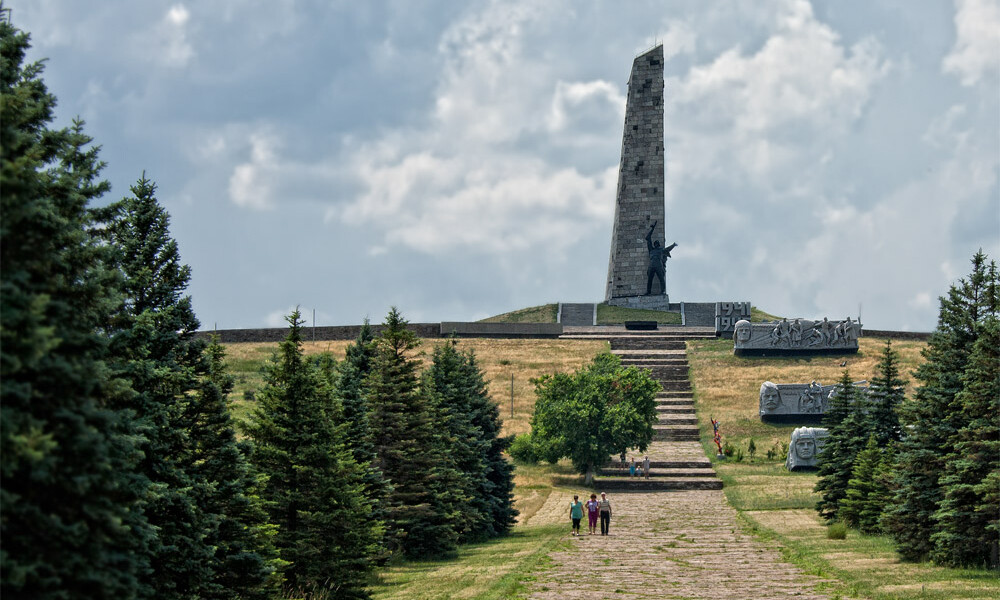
[528,353,660,485]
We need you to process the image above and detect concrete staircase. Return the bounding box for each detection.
[558,303,596,326]
[560,326,721,491]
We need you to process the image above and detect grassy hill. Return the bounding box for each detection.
[221,332,998,599]
[479,302,781,325]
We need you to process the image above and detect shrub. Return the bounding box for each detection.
[722,441,736,457]
[827,522,848,540]
[508,433,539,464]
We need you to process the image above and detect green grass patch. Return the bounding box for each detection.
[595,303,681,325]
[739,510,1000,599]
[479,304,558,323]
[686,336,1000,598]
[368,523,568,600]
[750,305,782,322]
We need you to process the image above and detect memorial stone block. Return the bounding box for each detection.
[786,427,829,471]
[760,380,836,424]
[733,317,861,357]
[715,301,751,336]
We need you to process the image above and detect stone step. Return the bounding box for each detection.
[656,399,694,406]
[658,417,699,425]
[620,359,689,367]
[657,382,692,392]
[656,390,692,398]
[653,429,701,441]
[604,460,711,469]
[594,477,723,491]
[638,366,690,378]
[598,468,717,478]
[558,303,595,326]
[656,407,695,414]
[612,350,687,360]
[610,339,687,350]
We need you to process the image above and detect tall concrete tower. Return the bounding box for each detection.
[604,45,668,308]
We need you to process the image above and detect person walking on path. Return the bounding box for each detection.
[569,495,584,536]
[598,492,612,535]
[642,455,651,480]
[585,493,600,535]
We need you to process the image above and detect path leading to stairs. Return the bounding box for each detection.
[525,327,830,599]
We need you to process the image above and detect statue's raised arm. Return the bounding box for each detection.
[646,220,657,250]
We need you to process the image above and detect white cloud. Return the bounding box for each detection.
[668,0,888,188]
[943,0,1000,86]
[155,4,195,67]
[228,132,278,210]
[659,19,696,60]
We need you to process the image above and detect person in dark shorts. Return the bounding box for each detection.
[569,495,584,536]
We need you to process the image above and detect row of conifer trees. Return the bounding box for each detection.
[814,251,999,569]
[1,13,516,599]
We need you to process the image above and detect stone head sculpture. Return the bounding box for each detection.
[786,426,829,471]
[759,381,781,414]
[734,320,752,344]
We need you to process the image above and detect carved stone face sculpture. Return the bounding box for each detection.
[794,436,816,459]
[760,382,781,413]
[786,427,829,470]
[734,320,752,343]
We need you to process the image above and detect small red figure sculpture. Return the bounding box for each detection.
[712,418,723,455]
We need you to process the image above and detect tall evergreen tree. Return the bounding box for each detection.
[838,435,880,531]
[1,12,153,598]
[327,319,392,555]
[98,175,217,597]
[245,310,381,597]
[425,341,518,541]
[365,308,464,556]
[867,340,905,447]
[181,338,283,599]
[884,251,996,561]
[930,314,1000,567]
[815,370,870,521]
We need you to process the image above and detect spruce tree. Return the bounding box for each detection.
[838,435,880,530]
[98,175,216,597]
[365,308,464,556]
[930,314,1000,567]
[424,341,489,541]
[1,12,153,597]
[329,319,392,554]
[181,338,282,598]
[884,251,996,561]
[815,370,870,521]
[245,310,381,597]
[864,442,898,535]
[425,341,518,541]
[867,340,905,447]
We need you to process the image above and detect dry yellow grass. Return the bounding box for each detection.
[222,337,607,436]
[687,336,927,454]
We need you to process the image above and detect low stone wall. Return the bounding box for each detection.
[439,322,563,338]
[863,329,932,341]
[196,323,441,343]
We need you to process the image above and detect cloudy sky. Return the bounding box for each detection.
[12,0,999,331]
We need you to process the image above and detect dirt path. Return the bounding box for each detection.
[530,330,831,599]
[527,488,830,599]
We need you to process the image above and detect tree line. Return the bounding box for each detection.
[814,250,999,569]
[1,14,516,599]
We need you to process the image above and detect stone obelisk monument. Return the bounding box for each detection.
[605,45,670,309]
